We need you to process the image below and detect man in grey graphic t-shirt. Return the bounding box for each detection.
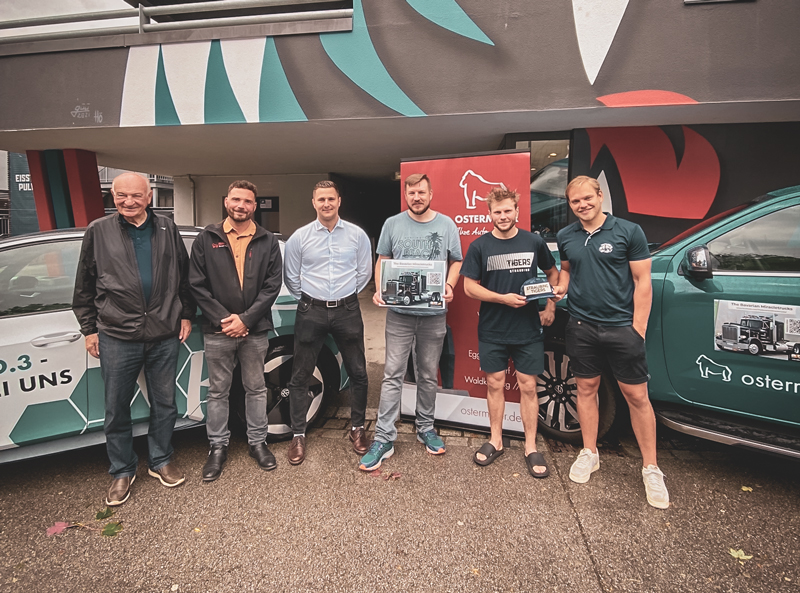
[358,174,462,472]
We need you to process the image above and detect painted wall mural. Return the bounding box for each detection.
[3,0,799,131]
[571,122,800,243]
[120,0,495,125]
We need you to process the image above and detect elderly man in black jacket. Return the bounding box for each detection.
[189,180,282,481]
[73,172,194,507]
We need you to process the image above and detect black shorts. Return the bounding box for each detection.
[478,340,544,376]
[565,318,650,385]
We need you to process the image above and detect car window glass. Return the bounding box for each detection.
[530,159,569,240]
[0,240,82,317]
[707,204,800,272]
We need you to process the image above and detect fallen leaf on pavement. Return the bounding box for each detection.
[729,548,753,561]
[457,521,464,526]
[471,567,480,576]
[101,522,123,537]
[741,486,753,492]
[512,473,520,478]
[46,522,73,536]
[369,469,382,477]
[95,507,114,520]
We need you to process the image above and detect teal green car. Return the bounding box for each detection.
[537,186,800,458]
[0,228,347,464]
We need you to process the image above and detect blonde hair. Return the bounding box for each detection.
[565,176,600,199]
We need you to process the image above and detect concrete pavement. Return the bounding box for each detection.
[1,288,799,593]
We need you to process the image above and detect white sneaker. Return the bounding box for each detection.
[642,465,670,509]
[569,448,600,483]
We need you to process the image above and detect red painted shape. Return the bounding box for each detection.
[63,149,105,226]
[597,90,698,108]
[587,126,720,219]
[25,150,57,231]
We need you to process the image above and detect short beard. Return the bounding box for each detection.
[492,219,515,233]
[227,209,252,222]
[409,202,430,216]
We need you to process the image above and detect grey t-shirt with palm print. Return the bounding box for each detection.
[376,211,462,316]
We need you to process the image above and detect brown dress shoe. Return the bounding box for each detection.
[349,427,369,455]
[106,475,135,506]
[147,462,186,487]
[288,435,306,465]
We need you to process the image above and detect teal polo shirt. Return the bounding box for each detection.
[556,214,650,326]
[120,210,154,305]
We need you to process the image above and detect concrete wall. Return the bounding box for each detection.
[174,173,328,236]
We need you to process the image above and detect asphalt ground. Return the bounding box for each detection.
[1,289,799,593]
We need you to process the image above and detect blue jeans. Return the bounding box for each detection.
[98,331,180,479]
[288,296,368,434]
[374,310,447,443]
[204,331,269,446]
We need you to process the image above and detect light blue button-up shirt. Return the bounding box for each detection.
[284,217,372,301]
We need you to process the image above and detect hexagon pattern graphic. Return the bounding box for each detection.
[9,338,209,446]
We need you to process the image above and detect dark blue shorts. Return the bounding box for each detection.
[565,317,649,385]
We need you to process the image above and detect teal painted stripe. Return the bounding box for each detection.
[155,46,181,126]
[42,150,74,229]
[320,0,425,117]
[260,37,307,122]
[205,40,246,124]
[405,0,494,46]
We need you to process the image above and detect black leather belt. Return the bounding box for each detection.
[301,293,358,308]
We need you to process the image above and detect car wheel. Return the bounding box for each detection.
[748,340,763,355]
[402,295,411,306]
[537,342,617,445]
[231,339,339,441]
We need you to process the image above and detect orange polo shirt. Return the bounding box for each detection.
[223,218,256,288]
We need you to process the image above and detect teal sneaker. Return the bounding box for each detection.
[359,441,394,471]
[417,430,446,455]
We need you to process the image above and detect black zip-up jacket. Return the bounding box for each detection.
[188,221,282,334]
[72,210,194,342]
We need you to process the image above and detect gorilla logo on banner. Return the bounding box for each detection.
[459,170,506,210]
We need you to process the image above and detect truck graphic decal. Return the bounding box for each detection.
[714,300,799,363]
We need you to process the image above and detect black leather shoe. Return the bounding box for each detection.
[249,442,277,471]
[202,445,228,482]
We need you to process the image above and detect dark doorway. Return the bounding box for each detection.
[330,174,400,245]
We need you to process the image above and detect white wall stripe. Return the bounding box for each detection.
[221,38,266,123]
[572,0,629,85]
[120,45,160,127]
[161,41,212,125]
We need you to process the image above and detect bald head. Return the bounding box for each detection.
[111,172,150,194]
[111,172,152,226]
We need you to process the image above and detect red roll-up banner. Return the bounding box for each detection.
[399,150,532,432]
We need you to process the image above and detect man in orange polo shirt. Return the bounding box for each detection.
[189,180,283,481]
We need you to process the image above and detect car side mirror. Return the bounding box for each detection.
[681,245,713,280]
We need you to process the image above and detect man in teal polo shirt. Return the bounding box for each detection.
[553,176,669,509]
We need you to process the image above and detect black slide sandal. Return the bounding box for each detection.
[473,442,504,466]
[525,451,550,478]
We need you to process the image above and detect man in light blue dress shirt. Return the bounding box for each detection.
[283,180,372,465]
